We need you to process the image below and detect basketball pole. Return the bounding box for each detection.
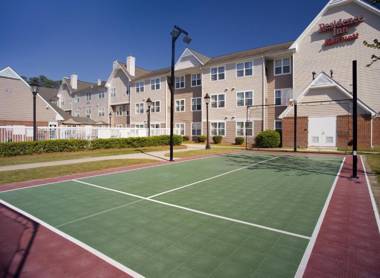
[352,60,358,178]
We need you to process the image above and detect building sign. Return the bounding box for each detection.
[319,16,364,47]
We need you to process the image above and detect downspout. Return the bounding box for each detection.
[165,77,168,130]
[371,116,373,149]
[262,56,266,131]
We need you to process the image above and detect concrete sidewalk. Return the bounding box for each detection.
[0,144,204,172]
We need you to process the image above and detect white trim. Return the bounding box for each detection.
[175,122,186,136]
[235,60,254,78]
[273,57,292,76]
[135,102,144,115]
[150,78,161,91]
[274,119,282,130]
[210,121,227,137]
[210,65,226,81]
[191,73,202,88]
[295,157,345,278]
[0,200,144,278]
[236,90,254,108]
[191,121,202,136]
[175,75,186,89]
[210,93,226,109]
[191,97,202,112]
[279,72,376,118]
[361,156,380,234]
[235,120,254,137]
[175,48,206,68]
[175,99,186,112]
[290,0,380,50]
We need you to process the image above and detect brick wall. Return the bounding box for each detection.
[373,117,380,147]
[282,117,308,148]
[337,115,372,149]
[0,120,48,126]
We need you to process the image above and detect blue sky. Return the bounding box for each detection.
[0,0,327,82]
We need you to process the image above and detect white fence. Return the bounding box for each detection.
[0,126,180,143]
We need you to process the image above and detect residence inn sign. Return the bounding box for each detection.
[319,16,364,46]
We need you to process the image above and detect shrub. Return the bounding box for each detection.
[235,137,244,145]
[212,136,223,144]
[182,136,190,141]
[0,135,183,157]
[255,130,281,148]
[197,135,207,143]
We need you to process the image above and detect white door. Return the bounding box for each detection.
[308,117,336,147]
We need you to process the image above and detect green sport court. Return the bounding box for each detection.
[0,153,344,278]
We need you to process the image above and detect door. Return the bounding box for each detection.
[308,117,336,147]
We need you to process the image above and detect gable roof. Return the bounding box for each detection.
[290,0,380,50]
[62,77,96,92]
[279,72,376,118]
[38,87,59,103]
[0,66,65,121]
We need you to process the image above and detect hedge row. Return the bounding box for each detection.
[0,135,183,157]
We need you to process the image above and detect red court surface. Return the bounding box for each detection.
[304,156,380,277]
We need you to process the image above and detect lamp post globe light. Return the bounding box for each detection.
[31,82,39,141]
[204,93,211,150]
[146,98,152,137]
[169,25,192,161]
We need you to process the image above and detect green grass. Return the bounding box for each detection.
[165,148,241,158]
[0,145,184,166]
[0,159,154,185]
[367,154,380,184]
[0,153,343,277]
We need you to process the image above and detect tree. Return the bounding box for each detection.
[23,75,61,88]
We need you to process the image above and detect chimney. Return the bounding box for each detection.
[126,56,135,76]
[113,60,119,70]
[70,74,78,90]
[97,79,102,86]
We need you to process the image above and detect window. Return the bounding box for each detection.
[210,66,225,81]
[75,96,80,103]
[85,107,91,118]
[110,88,116,97]
[151,123,160,129]
[275,120,282,131]
[98,92,105,99]
[274,57,291,75]
[236,122,253,136]
[136,81,144,93]
[274,88,292,106]
[191,74,201,87]
[211,122,225,136]
[116,106,126,116]
[135,123,145,129]
[236,91,253,107]
[86,92,91,101]
[151,78,160,90]
[192,122,202,136]
[175,76,185,89]
[175,123,185,135]
[191,97,202,111]
[211,94,225,108]
[135,103,144,114]
[175,99,185,112]
[237,61,253,77]
[151,101,160,113]
[98,107,105,117]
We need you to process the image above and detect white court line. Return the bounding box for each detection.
[147,156,279,199]
[294,157,346,278]
[72,179,310,240]
[0,200,144,278]
[361,155,380,234]
[57,156,278,228]
[0,153,233,194]
[56,198,144,228]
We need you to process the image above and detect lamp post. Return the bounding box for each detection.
[289,99,298,152]
[169,25,192,161]
[204,93,211,150]
[31,83,39,141]
[146,98,152,137]
[108,112,112,128]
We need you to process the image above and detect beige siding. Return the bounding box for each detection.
[109,70,130,105]
[57,83,72,112]
[0,77,58,123]
[202,57,265,123]
[71,90,108,122]
[293,2,380,112]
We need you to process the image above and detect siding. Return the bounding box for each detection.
[0,77,58,124]
[293,2,380,112]
[109,70,130,105]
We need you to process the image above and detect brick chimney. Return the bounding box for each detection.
[70,74,78,90]
[126,56,135,76]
